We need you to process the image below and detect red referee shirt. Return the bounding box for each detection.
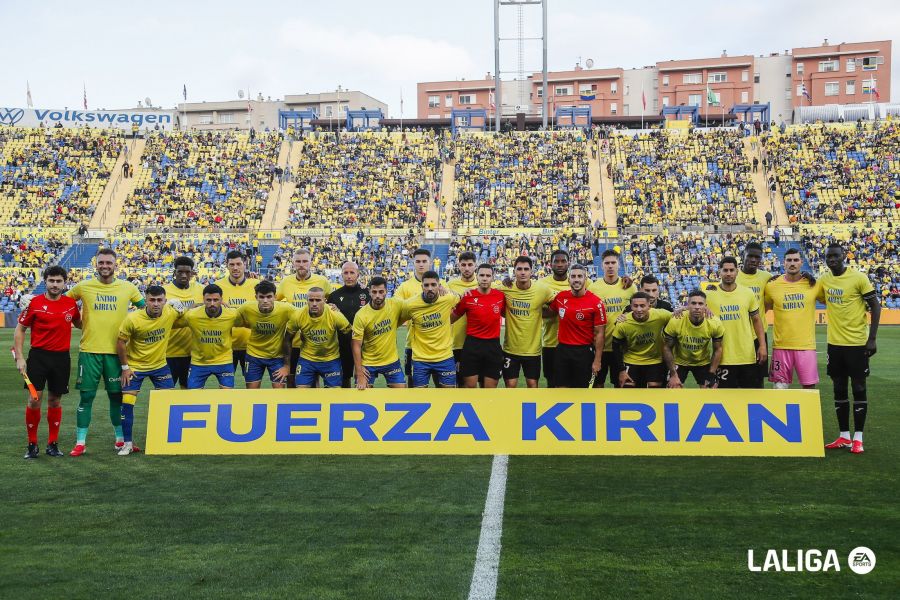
[452,288,506,340]
[550,290,607,346]
[18,294,80,352]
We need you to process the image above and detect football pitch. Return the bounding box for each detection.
[1,328,897,598]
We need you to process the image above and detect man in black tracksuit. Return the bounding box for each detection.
[327,261,371,388]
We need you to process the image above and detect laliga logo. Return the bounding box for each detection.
[0,107,25,126]
[748,547,876,573]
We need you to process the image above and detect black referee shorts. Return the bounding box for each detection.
[555,343,595,388]
[460,337,503,380]
[675,364,716,387]
[26,347,71,395]
[542,346,557,388]
[827,344,870,379]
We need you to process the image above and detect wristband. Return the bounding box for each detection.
[121,364,130,371]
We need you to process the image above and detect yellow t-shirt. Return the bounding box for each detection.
[237,301,296,360]
[539,275,572,349]
[118,305,182,372]
[67,278,143,354]
[394,275,423,349]
[705,284,759,365]
[179,306,243,366]
[289,307,351,362]
[276,274,332,348]
[498,282,557,357]
[736,269,772,340]
[447,277,478,350]
[819,268,876,346]
[587,278,637,352]
[612,308,672,365]
[351,299,405,367]
[764,276,823,351]
[401,293,460,362]
[163,281,204,357]
[215,276,258,351]
[663,315,725,367]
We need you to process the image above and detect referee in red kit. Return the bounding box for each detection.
[13,266,81,459]
[450,263,506,388]
[545,264,607,388]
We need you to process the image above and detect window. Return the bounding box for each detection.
[662,96,670,107]
[846,80,856,95]
[846,59,856,73]
[579,84,596,95]
[218,113,235,124]
[625,84,630,96]
[785,89,792,101]
[555,86,571,96]
[610,102,617,115]
[824,82,839,96]
[741,91,749,103]
[325,105,333,117]
[445,94,453,107]
[754,73,760,83]
[796,62,805,75]
[652,99,658,111]
[709,72,727,83]
[819,60,839,72]
[536,88,543,98]
[688,94,702,106]
[610,82,618,94]
[428,95,439,108]
[198,114,213,125]
[662,74,670,86]
[427,114,440,120]
[459,94,475,105]
[862,56,883,70]
[683,73,702,85]
[623,104,630,116]
[796,84,805,97]
[742,70,749,82]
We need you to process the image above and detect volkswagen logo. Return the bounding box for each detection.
[0,107,25,126]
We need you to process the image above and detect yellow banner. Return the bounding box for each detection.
[455,227,587,237]
[145,389,824,457]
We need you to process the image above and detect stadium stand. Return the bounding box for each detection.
[119,130,281,231]
[0,268,38,313]
[445,231,593,278]
[0,127,124,228]
[0,232,68,267]
[764,122,900,225]
[452,131,591,229]
[609,129,758,228]
[287,132,439,230]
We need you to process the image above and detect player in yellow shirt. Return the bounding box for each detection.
[216,250,257,380]
[612,293,672,388]
[394,248,432,382]
[764,249,823,390]
[447,251,478,384]
[276,248,332,387]
[704,256,768,389]
[402,271,460,388]
[539,249,573,388]
[819,243,882,453]
[737,241,773,387]
[65,248,145,456]
[116,286,183,456]
[163,256,204,389]
[236,280,295,389]
[179,284,245,389]
[662,290,724,388]
[288,287,351,388]
[588,249,637,387]
[352,276,407,389]
[496,256,557,389]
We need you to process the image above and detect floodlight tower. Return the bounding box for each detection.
[494,0,548,131]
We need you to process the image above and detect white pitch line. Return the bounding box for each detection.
[467,454,509,600]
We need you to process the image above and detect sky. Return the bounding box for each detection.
[1,0,897,117]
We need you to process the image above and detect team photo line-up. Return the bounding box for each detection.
[15,241,880,459]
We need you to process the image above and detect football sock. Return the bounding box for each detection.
[120,403,134,443]
[47,406,62,444]
[76,390,96,443]
[851,384,867,433]
[26,407,41,444]
[108,392,124,438]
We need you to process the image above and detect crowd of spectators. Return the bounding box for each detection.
[445,231,593,278]
[0,268,38,312]
[119,130,281,231]
[610,129,758,228]
[764,122,900,224]
[0,232,68,267]
[0,127,123,228]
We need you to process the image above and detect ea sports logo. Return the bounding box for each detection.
[848,547,875,574]
[0,107,25,126]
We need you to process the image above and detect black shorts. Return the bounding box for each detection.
[338,333,354,384]
[716,364,759,389]
[460,337,503,380]
[754,337,768,388]
[167,356,191,387]
[623,363,667,388]
[542,346,557,388]
[827,344,870,379]
[232,349,248,374]
[594,350,623,387]
[555,344,595,388]
[502,352,541,382]
[290,347,302,374]
[676,364,716,387]
[26,347,71,395]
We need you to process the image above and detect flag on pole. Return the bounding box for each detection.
[83,82,87,110]
[706,84,717,106]
[247,87,252,113]
[801,83,812,102]
[872,85,881,101]
[489,90,496,110]
[400,88,404,116]
[183,83,187,101]
[641,88,647,111]
[26,81,33,108]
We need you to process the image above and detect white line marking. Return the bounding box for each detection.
[468,454,509,600]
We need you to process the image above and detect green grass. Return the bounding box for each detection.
[1,328,898,598]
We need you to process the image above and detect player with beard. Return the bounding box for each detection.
[163,256,203,389]
[401,271,460,388]
[352,277,407,389]
[539,249,573,388]
[447,252,478,384]
[588,249,636,387]
[451,264,506,388]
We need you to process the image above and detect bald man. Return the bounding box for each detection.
[328,262,372,387]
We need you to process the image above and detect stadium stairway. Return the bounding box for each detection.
[259,139,302,232]
[430,242,451,277]
[597,143,617,229]
[744,137,789,229]
[88,137,147,231]
[437,157,456,229]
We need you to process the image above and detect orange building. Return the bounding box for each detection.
[417,77,495,120]
[791,40,892,108]
[656,55,755,116]
[529,67,625,118]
